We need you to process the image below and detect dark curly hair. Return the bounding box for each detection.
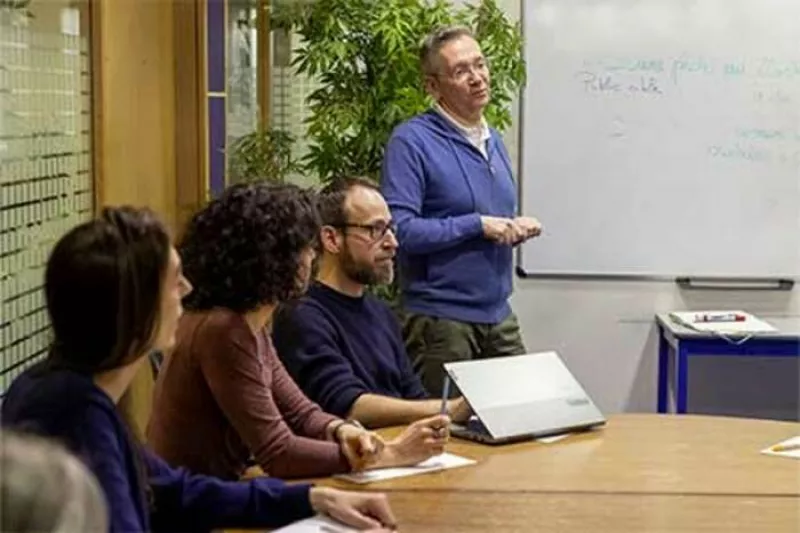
[180,183,319,312]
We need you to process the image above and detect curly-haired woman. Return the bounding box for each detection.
[147,183,449,481]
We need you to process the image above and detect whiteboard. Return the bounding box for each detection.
[518,0,800,278]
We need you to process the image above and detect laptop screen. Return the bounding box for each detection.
[445,351,605,439]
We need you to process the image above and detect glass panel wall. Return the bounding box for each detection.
[0,0,93,394]
[226,0,259,184]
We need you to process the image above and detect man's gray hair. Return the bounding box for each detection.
[419,25,475,76]
[1,431,109,533]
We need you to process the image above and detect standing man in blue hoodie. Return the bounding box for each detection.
[381,25,542,396]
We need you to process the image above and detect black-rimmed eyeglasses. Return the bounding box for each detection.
[334,221,396,241]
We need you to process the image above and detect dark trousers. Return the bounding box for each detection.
[402,311,527,397]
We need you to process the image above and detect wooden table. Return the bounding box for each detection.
[368,491,800,533]
[230,414,800,532]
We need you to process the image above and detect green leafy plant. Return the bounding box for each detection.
[0,0,31,9]
[227,128,302,184]
[272,0,526,184]
[0,0,33,19]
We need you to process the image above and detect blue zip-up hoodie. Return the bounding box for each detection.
[381,109,517,324]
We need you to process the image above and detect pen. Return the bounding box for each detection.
[694,313,746,323]
[438,375,451,437]
[441,374,451,416]
[771,442,800,452]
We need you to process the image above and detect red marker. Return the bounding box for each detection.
[694,313,746,323]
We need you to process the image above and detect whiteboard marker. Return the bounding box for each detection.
[694,313,746,323]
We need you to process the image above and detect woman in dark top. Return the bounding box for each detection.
[1,206,396,533]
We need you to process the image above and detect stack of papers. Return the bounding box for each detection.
[669,310,776,334]
[761,436,800,459]
[334,452,476,484]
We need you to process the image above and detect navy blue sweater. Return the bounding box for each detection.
[1,364,314,533]
[272,283,428,418]
[381,109,518,324]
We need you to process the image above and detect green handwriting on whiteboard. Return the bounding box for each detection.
[708,145,800,167]
[576,70,664,95]
[581,56,800,85]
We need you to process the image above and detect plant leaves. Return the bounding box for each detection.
[278,0,525,186]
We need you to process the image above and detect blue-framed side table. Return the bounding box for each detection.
[655,314,800,414]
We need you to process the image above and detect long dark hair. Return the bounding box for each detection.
[43,206,171,512]
[45,206,170,371]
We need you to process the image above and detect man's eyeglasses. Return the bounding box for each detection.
[435,58,489,83]
[334,221,396,241]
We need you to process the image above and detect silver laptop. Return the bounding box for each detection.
[444,351,606,445]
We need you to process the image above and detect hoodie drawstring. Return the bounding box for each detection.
[446,137,480,213]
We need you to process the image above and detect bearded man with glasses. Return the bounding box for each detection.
[273,177,472,429]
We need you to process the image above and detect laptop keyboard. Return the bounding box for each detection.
[466,417,489,434]
[450,417,493,442]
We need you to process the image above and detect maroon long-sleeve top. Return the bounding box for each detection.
[147,308,348,480]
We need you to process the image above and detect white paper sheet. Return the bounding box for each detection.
[761,436,800,459]
[536,433,571,444]
[669,311,777,334]
[271,515,360,533]
[334,452,476,484]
